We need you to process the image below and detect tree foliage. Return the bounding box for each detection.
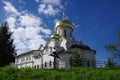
[69,51,82,67]
[105,30,120,61]
[106,57,116,68]
[0,22,16,67]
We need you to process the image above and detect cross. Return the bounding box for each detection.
[62,8,65,20]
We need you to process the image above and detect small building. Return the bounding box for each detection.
[15,12,96,69]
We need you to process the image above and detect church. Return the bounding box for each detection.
[15,11,96,69]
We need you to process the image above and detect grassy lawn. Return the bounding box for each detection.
[0,66,120,80]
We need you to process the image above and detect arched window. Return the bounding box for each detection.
[64,30,66,37]
[58,31,60,34]
[34,65,36,69]
[37,65,39,68]
[49,61,52,67]
[45,62,47,67]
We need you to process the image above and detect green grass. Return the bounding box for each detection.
[0,66,120,80]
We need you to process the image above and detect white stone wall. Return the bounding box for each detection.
[56,27,73,39]
[48,39,60,48]
[60,39,67,50]
[42,54,54,68]
[15,53,34,68]
[56,27,74,50]
[15,46,96,69]
[56,53,72,68]
[33,57,41,68]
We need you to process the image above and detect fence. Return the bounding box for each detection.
[41,59,107,69]
[23,59,120,69]
[96,60,107,68]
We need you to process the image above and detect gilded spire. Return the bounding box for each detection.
[62,8,65,20]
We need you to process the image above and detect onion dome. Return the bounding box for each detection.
[55,20,73,29]
[51,34,61,40]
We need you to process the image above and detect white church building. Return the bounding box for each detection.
[15,12,96,69]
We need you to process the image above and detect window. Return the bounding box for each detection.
[58,31,60,34]
[34,65,36,68]
[49,61,52,67]
[45,62,47,67]
[26,56,28,61]
[16,59,19,63]
[64,30,66,37]
[21,57,25,62]
[37,65,39,68]
[29,56,31,60]
[70,31,72,37]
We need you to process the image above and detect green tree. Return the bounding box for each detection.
[0,22,16,67]
[106,57,115,68]
[69,51,82,67]
[105,30,120,66]
[105,30,120,61]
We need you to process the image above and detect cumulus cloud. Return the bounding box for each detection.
[42,0,60,5]
[19,13,42,27]
[38,0,61,16]
[2,1,51,54]
[3,1,19,15]
[35,0,60,5]
[6,16,16,30]
[38,4,59,16]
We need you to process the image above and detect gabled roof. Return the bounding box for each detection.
[70,44,96,53]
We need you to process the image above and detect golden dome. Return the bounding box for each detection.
[51,34,61,40]
[55,20,73,29]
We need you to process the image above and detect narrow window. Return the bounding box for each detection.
[26,57,28,61]
[70,31,72,37]
[58,31,60,34]
[45,62,47,67]
[64,30,66,37]
[49,61,52,67]
[34,65,36,68]
[29,56,31,60]
[37,65,39,68]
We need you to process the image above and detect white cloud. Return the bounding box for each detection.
[42,0,60,5]
[3,1,52,54]
[38,4,59,16]
[35,0,60,5]
[38,4,46,13]
[39,27,51,35]
[35,0,40,3]
[37,0,61,16]
[19,13,42,27]
[3,1,19,15]
[6,16,16,30]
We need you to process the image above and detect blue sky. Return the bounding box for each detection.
[0,0,120,60]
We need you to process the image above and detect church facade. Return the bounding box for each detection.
[15,15,96,69]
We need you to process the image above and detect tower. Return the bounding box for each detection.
[53,8,74,50]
